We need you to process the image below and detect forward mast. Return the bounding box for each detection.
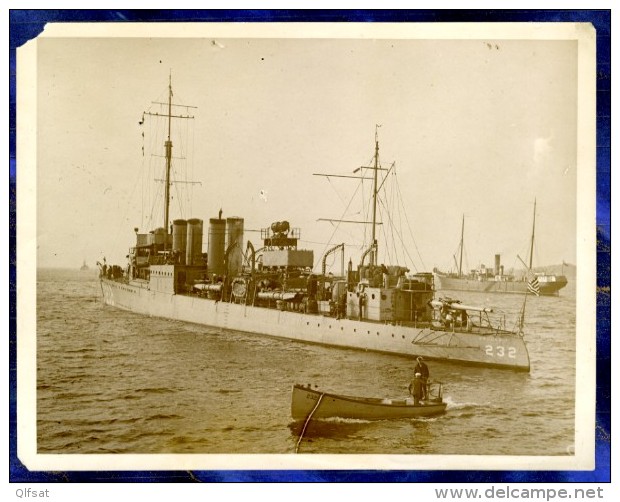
[143,73,196,249]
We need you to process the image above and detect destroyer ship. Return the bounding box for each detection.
[99,78,530,371]
[435,206,568,296]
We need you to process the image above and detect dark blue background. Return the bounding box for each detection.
[8,9,611,483]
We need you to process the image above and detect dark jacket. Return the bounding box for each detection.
[414,361,429,379]
[409,377,423,398]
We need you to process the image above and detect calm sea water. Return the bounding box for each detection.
[36,268,576,456]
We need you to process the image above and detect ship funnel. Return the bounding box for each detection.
[173,219,188,264]
[208,217,226,276]
[186,218,203,266]
[153,227,166,246]
[226,217,245,276]
[494,254,501,276]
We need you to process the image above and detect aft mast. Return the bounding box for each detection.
[528,199,537,270]
[314,125,386,265]
[458,214,464,277]
[370,126,380,266]
[518,199,537,334]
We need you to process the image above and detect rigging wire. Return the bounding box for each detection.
[392,168,408,267]
[105,103,167,261]
[386,170,401,265]
[394,176,426,270]
[315,138,429,273]
[463,247,470,275]
[107,83,196,263]
[361,173,370,249]
[190,110,196,215]
[313,180,364,270]
[381,171,394,264]
[377,195,420,272]
[325,176,348,207]
[141,94,197,230]
[377,198,392,263]
[301,239,358,247]
[368,166,424,271]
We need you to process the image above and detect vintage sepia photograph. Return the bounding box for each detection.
[16,21,597,472]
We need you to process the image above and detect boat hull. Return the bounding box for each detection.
[436,274,568,296]
[100,278,530,371]
[291,384,446,420]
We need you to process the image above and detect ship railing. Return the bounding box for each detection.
[430,298,517,334]
[148,255,167,265]
[425,380,443,401]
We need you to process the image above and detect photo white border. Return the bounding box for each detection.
[16,21,597,472]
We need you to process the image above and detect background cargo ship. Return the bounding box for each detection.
[435,208,568,297]
[100,77,530,372]
[435,255,569,296]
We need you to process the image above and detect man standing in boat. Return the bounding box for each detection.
[408,373,424,406]
[414,356,430,400]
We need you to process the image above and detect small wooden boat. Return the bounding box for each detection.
[291,382,447,421]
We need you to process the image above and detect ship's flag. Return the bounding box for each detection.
[528,276,540,296]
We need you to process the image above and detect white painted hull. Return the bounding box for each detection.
[100,279,530,371]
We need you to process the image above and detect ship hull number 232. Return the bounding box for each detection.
[485,345,517,358]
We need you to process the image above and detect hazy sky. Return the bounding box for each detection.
[32,26,581,272]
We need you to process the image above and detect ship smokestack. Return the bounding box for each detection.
[173,219,187,265]
[153,227,166,246]
[208,217,226,276]
[186,218,203,266]
[495,254,501,276]
[226,217,245,277]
